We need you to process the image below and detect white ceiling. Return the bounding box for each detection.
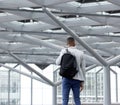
[0,0,120,66]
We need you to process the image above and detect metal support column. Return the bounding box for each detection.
[31,72,33,105]
[53,69,57,105]
[95,73,98,102]
[103,66,111,105]
[8,70,10,105]
[116,74,118,102]
[110,68,118,102]
[53,86,57,105]
[95,68,103,102]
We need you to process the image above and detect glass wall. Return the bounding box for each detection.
[0,64,20,105]
[0,64,120,105]
[81,70,104,102]
[0,64,53,105]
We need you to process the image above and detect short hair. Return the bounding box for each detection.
[67,37,75,42]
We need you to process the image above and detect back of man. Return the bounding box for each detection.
[66,47,85,81]
[56,37,86,105]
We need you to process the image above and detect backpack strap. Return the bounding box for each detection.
[66,48,68,53]
[66,48,71,54]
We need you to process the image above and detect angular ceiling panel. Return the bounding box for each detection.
[108,0,120,6]
[29,0,75,6]
[0,0,119,66]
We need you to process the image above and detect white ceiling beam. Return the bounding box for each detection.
[108,55,120,66]
[6,10,63,26]
[0,21,56,31]
[50,1,120,13]
[22,35,63,51]
[0,54,54,63]
[0,0,38,8]
[0,42,38,51]
[102,48,120,55]
[29,0,75,6]
[0,14,26,23]
[92,42,120,49]
[107,0,120,6]
[85,14,120,27]
[71,26,120,34]
[94,49,112,57]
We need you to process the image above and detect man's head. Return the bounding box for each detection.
[67,37,75,47]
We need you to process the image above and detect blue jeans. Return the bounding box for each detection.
[62,77,81,105]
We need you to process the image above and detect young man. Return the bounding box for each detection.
[56,37,86,105]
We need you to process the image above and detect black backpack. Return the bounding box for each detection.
[59,49,78,79]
